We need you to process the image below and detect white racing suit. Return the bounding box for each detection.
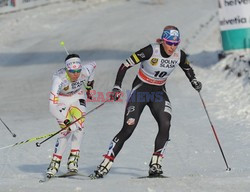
[49,61,96,158]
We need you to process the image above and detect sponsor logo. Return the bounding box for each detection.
[126,118,135,125]
[164,101,172,114]
[170,30,179,37]
[59,107,66,113]
[72,81,84,89]
[63,85,69,91]
[126,106,135,116]
[150,58,159,66]
[108,141,114,150]
[132,53,140,63]
[79,99,86,107]
[220,16,247,26]
[160,59,177,68]
[137,52,145,58]
[185,59,190,65]
[223,0,250,7]
[107,139,118,156]
[113,137,119,143]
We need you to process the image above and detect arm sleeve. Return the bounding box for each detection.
[179,50,196,82]
[84,61,96,82]
[49,76,65,121]
[114,44,153,87]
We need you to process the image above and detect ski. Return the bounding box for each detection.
[136,175,169,179]
[39,172,89,183]
[56,171,80,178]
[39,175,53,183]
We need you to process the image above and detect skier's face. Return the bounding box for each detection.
[67,69,81,82]
[162,40,178,55]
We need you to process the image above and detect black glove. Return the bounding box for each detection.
[63,119,78,131]
[64,119,71,126]
[110,85,122,101]
[86,80,94,90]
[191,79,202,92]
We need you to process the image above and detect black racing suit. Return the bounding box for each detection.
[106,44,196,159]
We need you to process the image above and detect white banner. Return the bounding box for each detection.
[218,0,250,31]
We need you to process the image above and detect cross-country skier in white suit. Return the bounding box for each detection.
[46,53,96,177]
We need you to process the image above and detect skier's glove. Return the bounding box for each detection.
[191,79,202,92]
[86,90,93,100]
[63,119,79,132]
[110,85,122,101]
[86,80,94,100]
[64,119,71,126]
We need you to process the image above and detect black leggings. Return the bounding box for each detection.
[108,77,172,158]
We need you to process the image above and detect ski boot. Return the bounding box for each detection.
[46,155,62,177]
[67,150,80,173]
[148,154,163,177]
[89,155,114,179]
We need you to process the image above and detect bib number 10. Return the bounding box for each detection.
[154,71,167,78]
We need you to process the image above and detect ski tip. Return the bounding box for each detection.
[39,174,54,183]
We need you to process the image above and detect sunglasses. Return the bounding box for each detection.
[164,40,179,46]
[68,69,81,73]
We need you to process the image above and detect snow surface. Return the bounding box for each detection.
[0,0,250,191]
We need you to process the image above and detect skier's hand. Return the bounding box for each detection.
[64,119,71,126]
[63,119,79,132]
[191,79,202,92]
[110,85,122,101]
[61,119,71,132]
[86,80,94,100]
[86,90,93,100]
[86,80,94,90]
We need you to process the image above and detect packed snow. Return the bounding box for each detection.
[0,0,249,192]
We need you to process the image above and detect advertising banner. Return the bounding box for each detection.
[218,0,250,51]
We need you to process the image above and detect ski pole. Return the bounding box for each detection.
[0,132,55,150]
[60,41,69,55]
[198,91,231,171]
[36,100,109,147]
[0,118,16,137]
